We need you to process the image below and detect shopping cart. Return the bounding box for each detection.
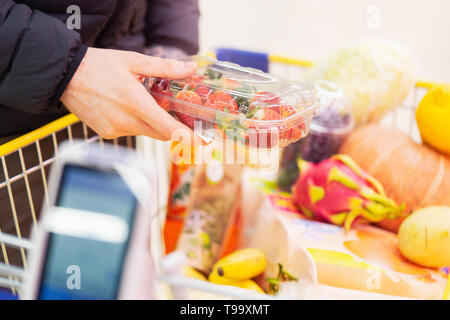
[0,48,448,299]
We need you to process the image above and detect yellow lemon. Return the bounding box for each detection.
[416,85,450,155]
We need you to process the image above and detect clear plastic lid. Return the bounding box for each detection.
[148,56,323,149]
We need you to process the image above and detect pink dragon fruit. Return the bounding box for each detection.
[292,154,405,229]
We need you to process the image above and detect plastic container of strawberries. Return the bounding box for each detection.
[147,56,322,149]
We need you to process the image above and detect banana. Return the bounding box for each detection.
[210,248,266,280]
[182,265,207,281]
[239,280,265,294]
[208,272,264,294]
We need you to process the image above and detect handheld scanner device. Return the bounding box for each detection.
[23,141,156,300]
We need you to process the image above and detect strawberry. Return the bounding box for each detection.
[250,91,281,107]
[205,91,239,113]
[292,118,306,141]
[279,105,296,118]
[183,75,206,91]
[190,75,206,83]
[245,108,282,149]
[205,91,245,145]
[175,90,202,106]
[245,105,302,148]
[150,79,172,111]
[173,91,203,129]
[193,85,213,102]
[276,104,304,143]
[221,78,241,89]
[246,125,281,149]
[263,108,282,120]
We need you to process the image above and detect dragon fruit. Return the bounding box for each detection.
[292,154,405,229]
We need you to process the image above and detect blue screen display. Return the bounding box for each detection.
[38,164,137,300]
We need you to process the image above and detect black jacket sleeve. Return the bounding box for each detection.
[0,0,87,114]
[145,0,199,55]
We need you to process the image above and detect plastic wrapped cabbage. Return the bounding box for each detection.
[302,38,416,125]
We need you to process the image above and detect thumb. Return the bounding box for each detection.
[127,53,196,79]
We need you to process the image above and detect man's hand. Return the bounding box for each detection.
[61,47,197,141]
[144,45,188,60]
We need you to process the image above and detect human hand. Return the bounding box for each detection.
[61,47,198,141]
[144,44,188,60]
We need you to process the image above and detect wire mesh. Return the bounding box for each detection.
[0,121,136,294]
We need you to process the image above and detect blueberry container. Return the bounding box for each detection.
[278,80,354,191]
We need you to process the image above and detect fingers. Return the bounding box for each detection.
[139,116,205,145]
[136,120,171,141]
[133,84,186,138]
[127,53,196,79]
[85,103,169,141]
[135,117,204,145]
[129,82,205,144]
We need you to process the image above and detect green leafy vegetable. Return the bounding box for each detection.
[266,263,298,294]
[204,68,222,80]
[245,106,261,119]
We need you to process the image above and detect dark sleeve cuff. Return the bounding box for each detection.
[51,44,88,109]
